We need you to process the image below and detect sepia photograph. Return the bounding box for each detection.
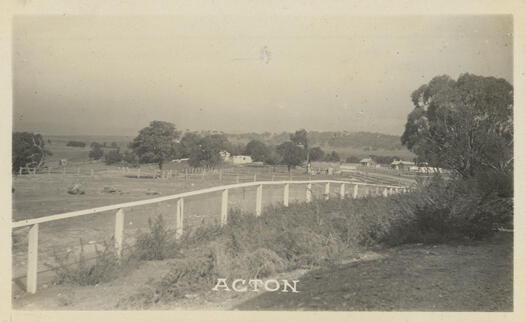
[2,1,522,320]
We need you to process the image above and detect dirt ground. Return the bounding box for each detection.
[236,232,513,311]
[13,232,512,311]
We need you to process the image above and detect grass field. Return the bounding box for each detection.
[12,159,411,294]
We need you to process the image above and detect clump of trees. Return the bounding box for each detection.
[400,73,513,239]
[345,156,360,163]
[324,151,341,162]
[187,134,231,168]
[245,140,270,162]
[104,149,123,165]
[88,145,104,160]
[12,132,52,172]
[66,141,86,148]
[308,147,325,162]
[401,73,513,197]
[276,141,305,172]
[130,121,181,170]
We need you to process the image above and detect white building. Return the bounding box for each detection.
[232,155,253,165]
[359,158,376,167]
[391,160,415,170]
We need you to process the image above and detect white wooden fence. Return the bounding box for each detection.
[12,179,408,294]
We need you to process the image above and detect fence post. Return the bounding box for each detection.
[389,187,394,195]
[114,209,125,259]
[306,183,312,203]
[340,183,345,200]
[324,183,330,200]
[221,189,229,226]
[176,198,184,238]
[256,184,263,216]
[26,223,39,294]
[19,168,22,176]
[382,188,388,197]
[353,184,359,199]
[283,183,289,207]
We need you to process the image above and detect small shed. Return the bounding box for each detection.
[232,155,253,165]
[391,160,415,171]
[359,158,376,167]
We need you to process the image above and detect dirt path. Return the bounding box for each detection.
[235,232,513,311]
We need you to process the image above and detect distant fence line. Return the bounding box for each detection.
[18,166,398,183]
[15,165,345,183]
[12,179,410,294]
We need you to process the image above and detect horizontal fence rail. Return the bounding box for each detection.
[12,179,410,294]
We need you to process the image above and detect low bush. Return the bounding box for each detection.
[134,215,179,260]
[104,149,123,165]
[399,176,513,243]
[66,141,86,148]
[47,239,121,286]
[88,145,104,160]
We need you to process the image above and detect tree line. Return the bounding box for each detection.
[88,122,344,171]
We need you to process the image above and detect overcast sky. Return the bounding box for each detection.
[12,15,512,136]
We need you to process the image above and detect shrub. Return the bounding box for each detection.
[66,141,86,148]
[134,215,178,261]
[88,145,104,160]
[122,150,139,166]
[104,149,123,165]
[12,132,52,172]
[47,239,120,286]
[324,151,340,162]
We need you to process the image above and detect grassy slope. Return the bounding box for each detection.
[13,232,513,311]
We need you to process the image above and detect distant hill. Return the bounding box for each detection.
[225,131,404,151]
[34,131,414,164]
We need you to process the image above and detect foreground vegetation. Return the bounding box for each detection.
[44,174,512,308]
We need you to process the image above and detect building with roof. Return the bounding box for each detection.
[391,160,415,171]
[359,158,376,167]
